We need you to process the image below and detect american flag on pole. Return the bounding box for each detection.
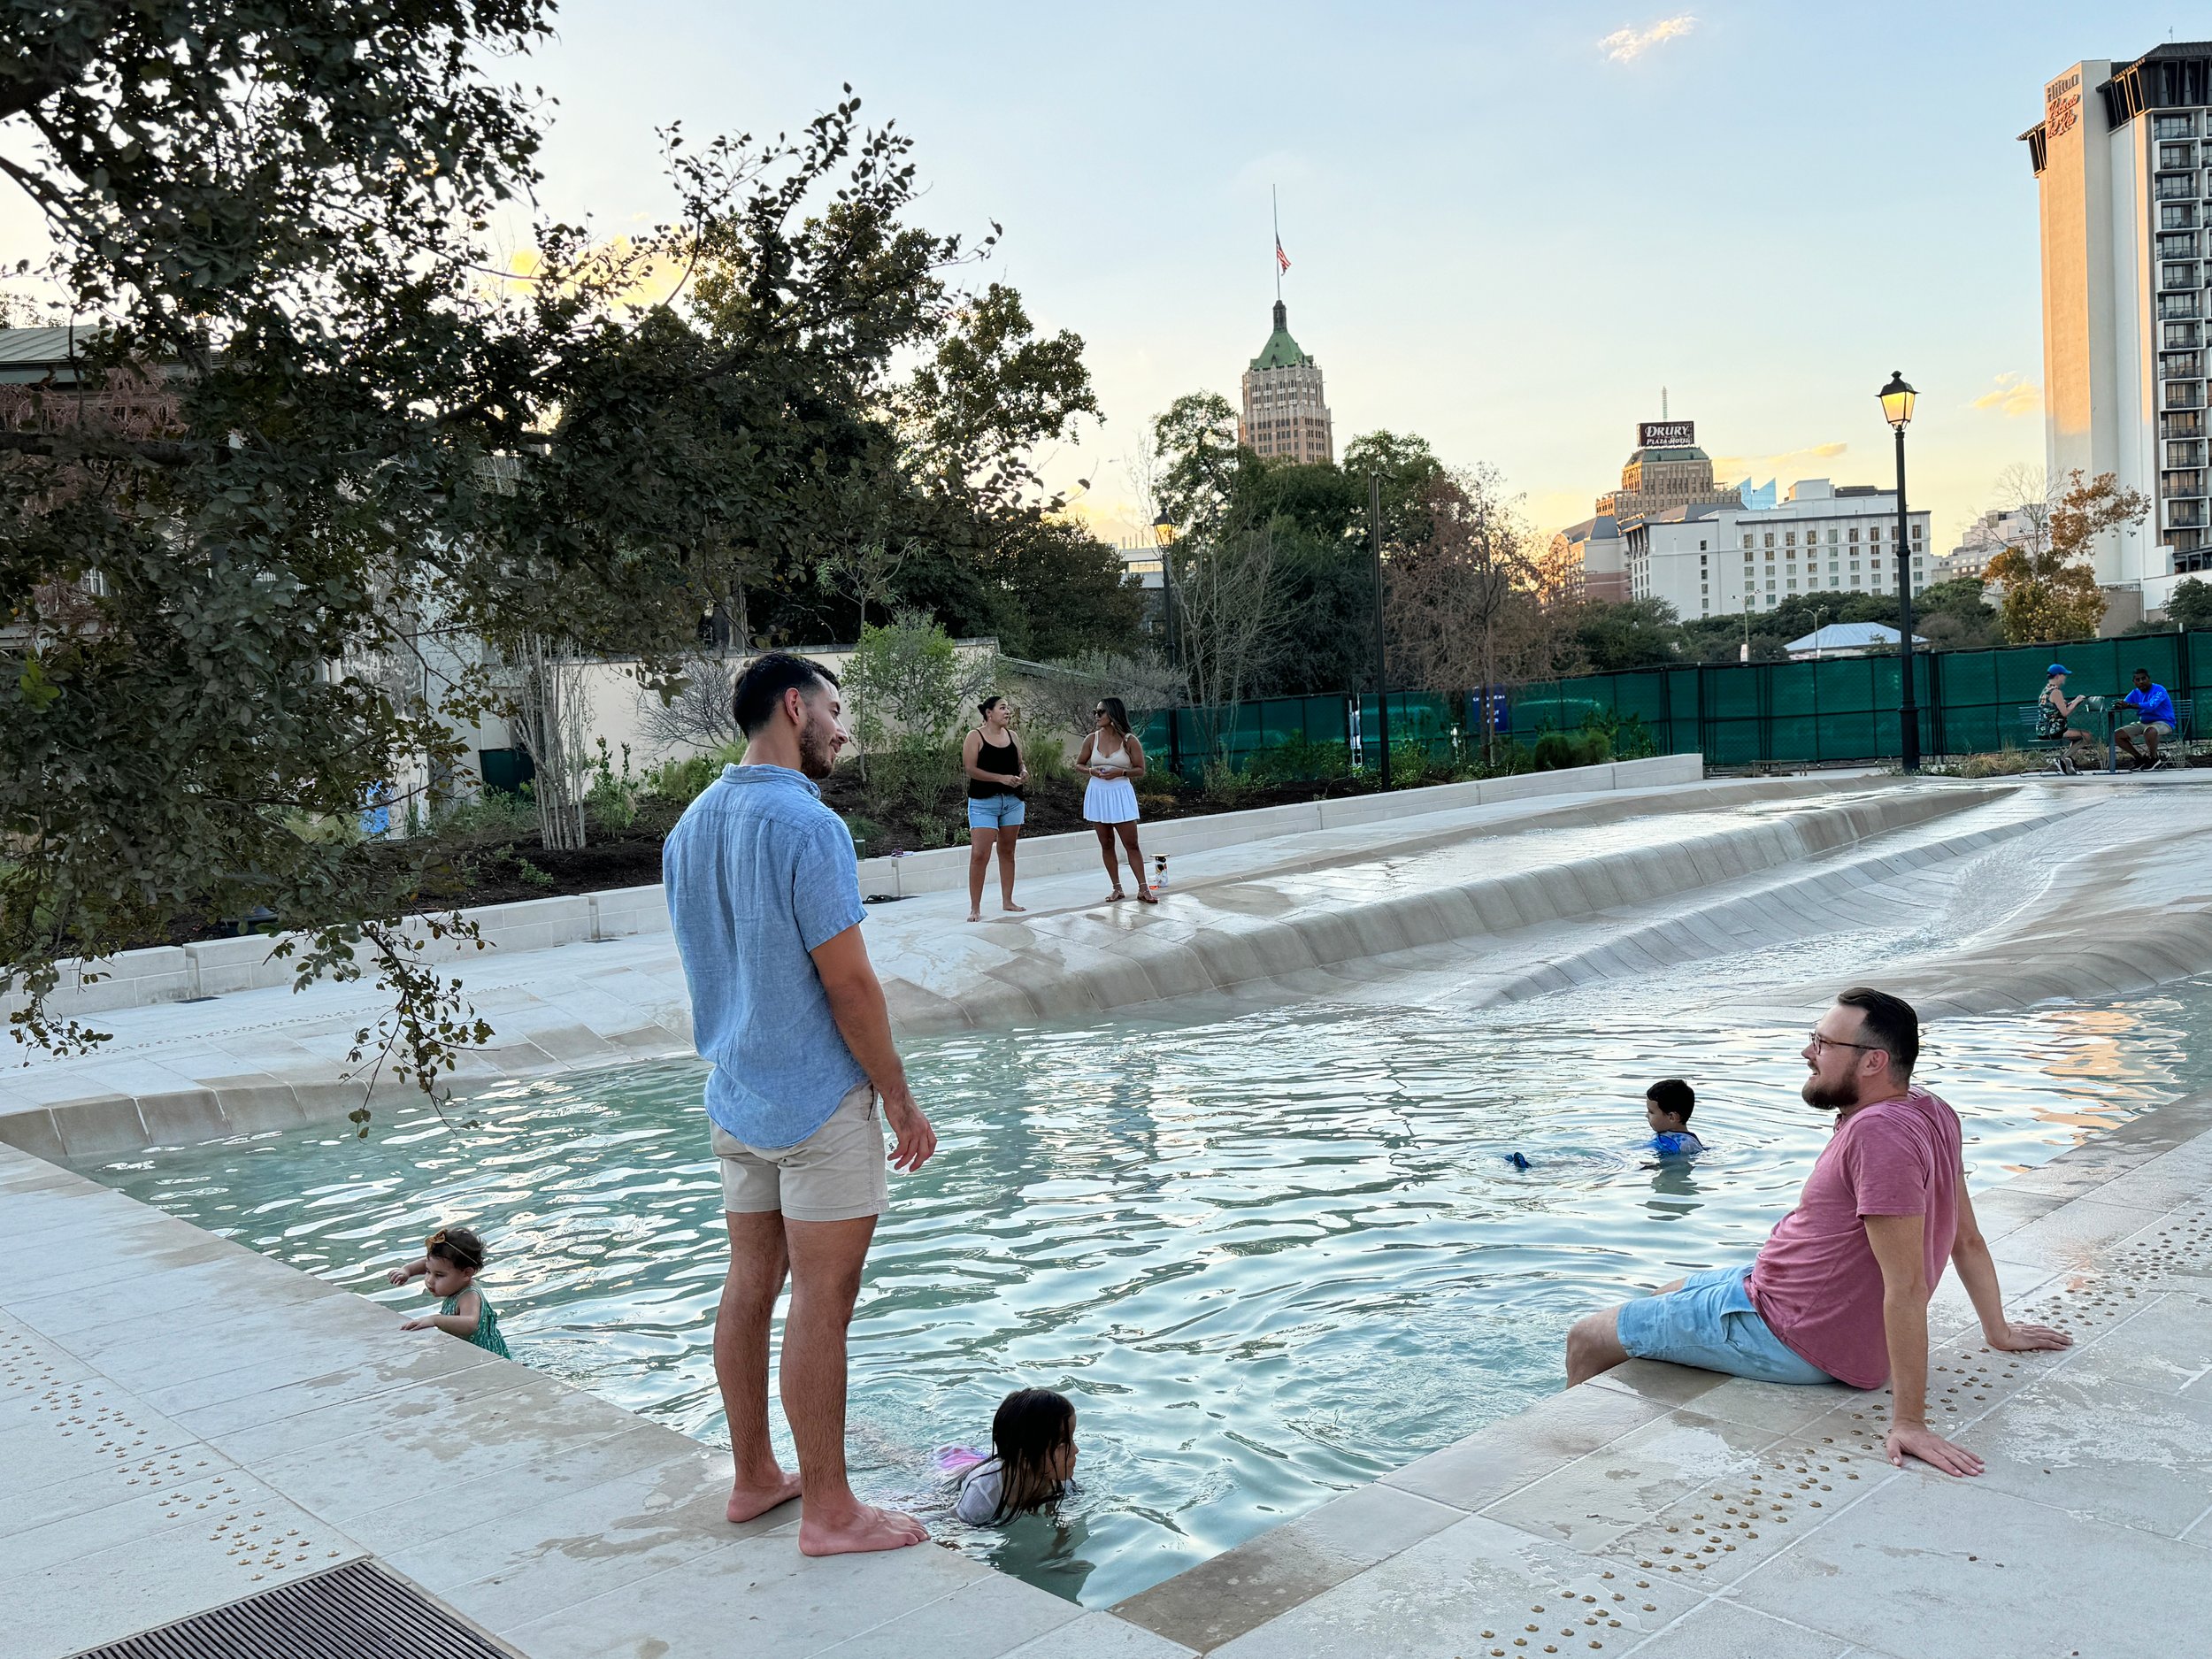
[1275,237,1291,274]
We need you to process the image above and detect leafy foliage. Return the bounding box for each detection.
[0,7,1123,1091]
[2167,576,2212,632]
[1983,470,2147,644]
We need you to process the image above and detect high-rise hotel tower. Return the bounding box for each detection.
[2025,43,2212,613]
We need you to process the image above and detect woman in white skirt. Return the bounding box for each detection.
[1078,696,1157,903]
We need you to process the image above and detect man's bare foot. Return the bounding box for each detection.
[728,1471,803,1524]
[797,1502,929,1556]
[964,910,981,922]
[1002,902,1026,913]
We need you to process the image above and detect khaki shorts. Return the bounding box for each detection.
[711,1081,887,1222]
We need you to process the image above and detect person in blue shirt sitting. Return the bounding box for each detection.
[2115,668,2178,771]
[1644,1078,1707,1158]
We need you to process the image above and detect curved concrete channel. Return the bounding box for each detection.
[4,768,2211,1658]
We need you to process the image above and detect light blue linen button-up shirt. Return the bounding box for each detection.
[663,764,868,1147]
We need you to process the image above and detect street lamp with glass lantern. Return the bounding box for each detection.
[1878,371,1921,772]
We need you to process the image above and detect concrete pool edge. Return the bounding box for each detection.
[6,1094,2208,1659]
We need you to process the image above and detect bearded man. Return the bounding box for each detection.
[664,651,937,1553]
[1566,987,2070,1474]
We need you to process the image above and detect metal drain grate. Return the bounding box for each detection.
[72,1560,515,1659]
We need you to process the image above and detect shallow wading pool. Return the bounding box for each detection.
[83,972,2212,1607]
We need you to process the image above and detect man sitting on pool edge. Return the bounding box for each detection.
[1565,987,2071,1476]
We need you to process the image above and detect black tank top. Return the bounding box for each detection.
[969,731,1022,798]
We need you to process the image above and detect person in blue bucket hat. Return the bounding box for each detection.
[2034,663,2092,772]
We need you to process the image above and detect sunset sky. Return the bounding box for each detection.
[4,4,2179,559]
[509,0,2170,553]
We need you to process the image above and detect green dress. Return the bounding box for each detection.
[441,1292,511,1358]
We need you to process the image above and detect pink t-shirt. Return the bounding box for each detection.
[1747,1087,1962,1389]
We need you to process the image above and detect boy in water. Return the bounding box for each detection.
[1644,1079,1706,1158]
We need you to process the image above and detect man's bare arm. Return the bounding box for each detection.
[810,923,935,1172]
[1863,1212,1981,1477]
[1949,1187,2073,1355]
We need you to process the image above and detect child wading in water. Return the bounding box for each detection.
[1644,1079,1707,1159]
[388,1225,511,1357]
[945,1388,1079,1525]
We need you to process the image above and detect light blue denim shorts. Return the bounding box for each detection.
[966,794,1026,830]
[1613,1264,1832,1386]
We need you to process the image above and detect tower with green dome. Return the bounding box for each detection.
[1239,299,1333,465]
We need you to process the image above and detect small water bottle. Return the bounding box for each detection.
[1152,854,1169,894]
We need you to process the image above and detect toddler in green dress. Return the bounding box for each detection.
[388,1225,511,1357]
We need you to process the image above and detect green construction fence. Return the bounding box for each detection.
[1132,629,2210,780]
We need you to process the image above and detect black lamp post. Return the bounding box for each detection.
[1153,510,1182,778]
[1879,371,1920,772]
[1369,472,1390,787]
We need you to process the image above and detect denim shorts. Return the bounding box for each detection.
[1613,1264,1833,1386]
[967,794,1025,829]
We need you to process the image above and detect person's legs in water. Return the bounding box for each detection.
[1094,823,1125,901]
[1115,821,1156,902]
[718,1210,803,1522]
[1566,1279,1683,1384]
[995,826,1025,912]
[783,1214,927,1555]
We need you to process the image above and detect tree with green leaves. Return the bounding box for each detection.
[2169,576,2212,632]
[0,3,1104,1104]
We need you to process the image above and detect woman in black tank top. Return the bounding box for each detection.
[963,695,1030,921]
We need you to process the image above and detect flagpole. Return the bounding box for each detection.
[1272,184,1281,303]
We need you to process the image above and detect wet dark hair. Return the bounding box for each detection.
[1646,1079,1694,1123]
[986,1387,1076,1521]
[424,1225,487,1273]
[732,651,839,737]
[1835,987,1919,1079]
[979,695,1007,717]
[1094,695,1130,739]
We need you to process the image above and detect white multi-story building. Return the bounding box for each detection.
[1622,480,1932,620]
[2024,43,2212,611]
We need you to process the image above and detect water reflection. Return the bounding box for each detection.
[1642,1157,1703,1219]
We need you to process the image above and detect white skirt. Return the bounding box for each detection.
[1084,776,1141,824]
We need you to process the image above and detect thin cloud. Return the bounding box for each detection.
[1971,373,2041,418]
[1601,14,1696,63]
[1709,441,1849,474]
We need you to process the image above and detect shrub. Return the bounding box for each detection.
[585,739,640,833]
[1247,734,1351,785]
[1532,729,1613,772]
[1200,760,1260,807]
[640,748,736,809]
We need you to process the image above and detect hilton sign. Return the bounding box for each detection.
[1639,420,1694,449]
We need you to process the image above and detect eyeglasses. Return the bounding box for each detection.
[1807,1032,1882,1056]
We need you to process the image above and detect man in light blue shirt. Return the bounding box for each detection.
[664,651,936,1558]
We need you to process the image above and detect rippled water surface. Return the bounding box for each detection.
[90,973,2212,1606]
